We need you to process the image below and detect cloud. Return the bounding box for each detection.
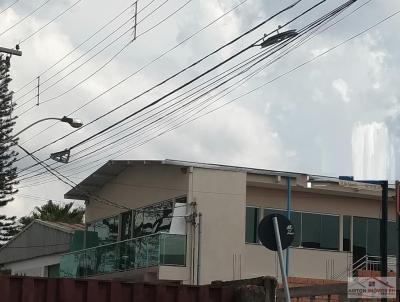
[0,0,400,219]
[332,78,351,103]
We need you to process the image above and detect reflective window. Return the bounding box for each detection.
[258,208,339,250]
[121,211,133,241]
[302,213,321,249]
[367,218,380,256]
[245,207,259,243]
[133,200,173,238]
[388,221,397,256]
[87,216,119,246]
[343,216,351,252]
[353,217,367,258]
[320,215,339,250]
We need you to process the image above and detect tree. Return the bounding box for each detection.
[0,55,18,207]
[0,215,19,246]
[20,200,84,226]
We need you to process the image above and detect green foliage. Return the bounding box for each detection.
[0,215,19,246]
[21,200,84,225]
[0,55,18,207]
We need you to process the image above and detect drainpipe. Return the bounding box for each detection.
[197,212,202,285]
[285,177,292,277]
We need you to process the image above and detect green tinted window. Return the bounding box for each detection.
[367,218,380,256]
[301,213,321,249]
[343,216,351,252]
[353,217,367,257]
[245,207,259,243]
[320,215,339,250]
[388,221,397,256]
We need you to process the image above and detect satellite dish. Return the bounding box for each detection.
[258,214,295,251]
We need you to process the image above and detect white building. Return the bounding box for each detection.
[0,220,84,277]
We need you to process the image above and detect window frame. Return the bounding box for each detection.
[247,206,342,252]
[245,206,261,244]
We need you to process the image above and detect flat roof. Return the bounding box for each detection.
[64,159,394,200]
[64,159,310,200]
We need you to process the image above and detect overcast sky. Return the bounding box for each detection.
[0,0,399,218]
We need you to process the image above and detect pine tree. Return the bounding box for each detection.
[0,55,18,207]
[0,215,19,246]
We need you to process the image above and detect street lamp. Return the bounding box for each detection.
[11,116,83,140]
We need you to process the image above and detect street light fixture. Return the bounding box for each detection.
[255,29,299,48]
[11,116,84,140]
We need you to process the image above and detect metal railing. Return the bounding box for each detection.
[59,233,186,278]
[333,255,397,280]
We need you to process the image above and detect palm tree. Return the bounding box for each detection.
[20,200,84,228]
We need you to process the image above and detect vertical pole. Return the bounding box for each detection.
[272,216,291,302]
[286,177,291,277]
[381,181,388,302]
[133,1,138,40]
[396,181,399,302]
[36,76,40,106]
[197,212,202,285]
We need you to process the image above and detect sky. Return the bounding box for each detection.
[0,0,399,218]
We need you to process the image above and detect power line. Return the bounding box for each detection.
[0,0,53,38]
[0,0,19,16]
[18,0,83,45]
[16,0,332,180]
[36,0,193,106]
[18,0,249,147]
[16,0,306,163]
[65,0,323,152]
[16,0,344,183]
[12,2,136,94]
[18,0,380,185]
[14,0,173,111]
[17,144,130,210]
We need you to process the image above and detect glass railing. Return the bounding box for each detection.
[59,233,186,278]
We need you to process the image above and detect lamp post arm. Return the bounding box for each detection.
[10,117,62,141]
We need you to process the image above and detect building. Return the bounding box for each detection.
[0,220,85,277]
[60,159,398,284]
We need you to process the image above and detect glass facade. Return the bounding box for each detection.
[59,233,186,278]
[353,216,398,258]
[87,216,119,246]
[86,199,177,248]
[343,215,351,252]
[246,207,340,251]
[245,207,259,243]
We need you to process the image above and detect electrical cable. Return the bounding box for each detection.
[13,0,159,107]
[0,0,19,16]
[13,2,136,94]
[14,0,160,109]
[18,0,249,147]
[18,0,83,44]
[17,143,129,209]
[65,0,325,152]
[16,0,346,184]
[15,0,307,163]
[19,0,381,186]
[15,0,188,116]
[0,0,53,38]
[35,0,193,106]
[14,0,334,179]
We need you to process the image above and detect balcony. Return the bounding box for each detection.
[60,233,186,278]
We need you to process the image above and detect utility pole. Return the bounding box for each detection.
[395,181,399,302]
[0,46,22,57]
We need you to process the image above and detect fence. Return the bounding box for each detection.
[276,283,348,302]
[0,276,276,302]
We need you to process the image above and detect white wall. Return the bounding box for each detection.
[3,254,61,277]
